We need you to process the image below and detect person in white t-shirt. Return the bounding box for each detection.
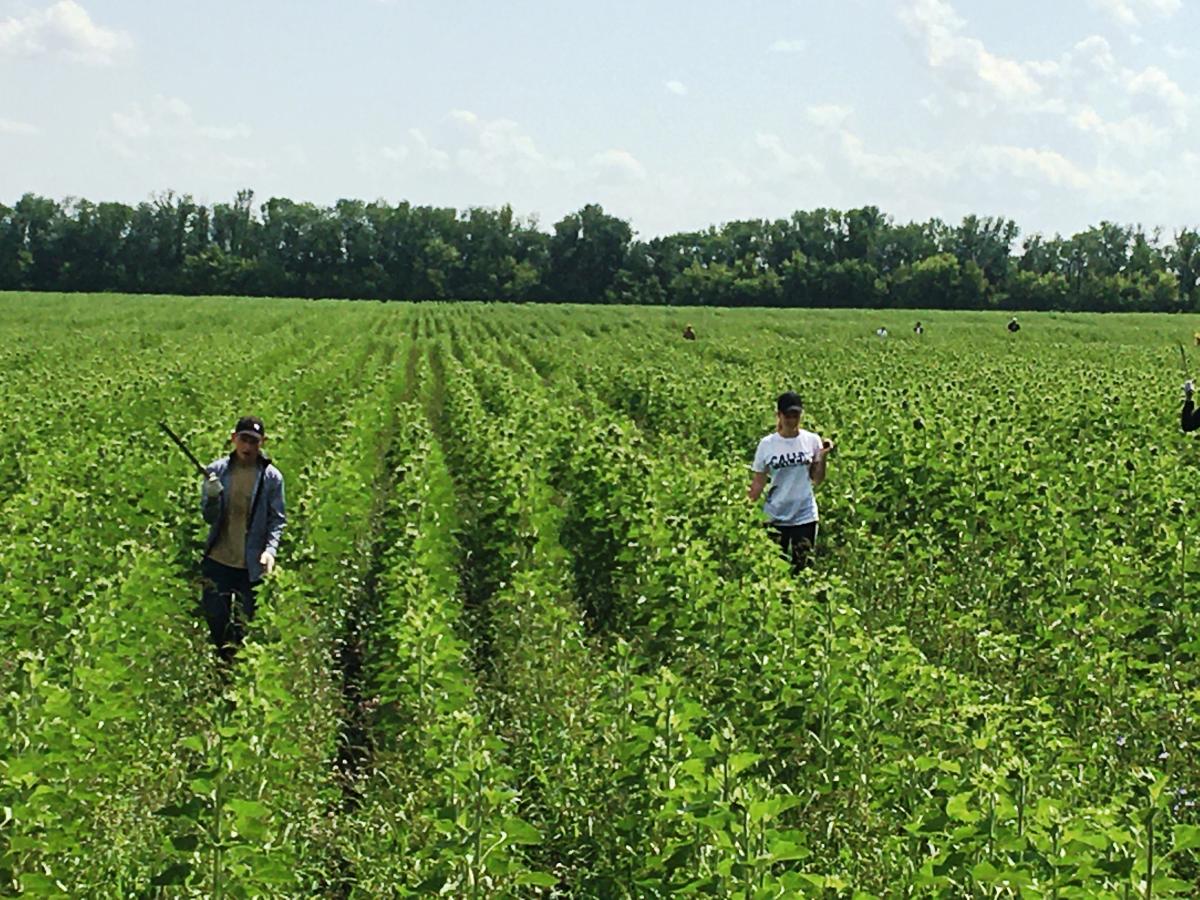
[748,391,834,573]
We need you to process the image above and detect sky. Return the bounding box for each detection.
[2,0,1199,239]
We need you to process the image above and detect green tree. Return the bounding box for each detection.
[1003,269,1069,310]
[891,252,987,309]
[0,203,28,288]
[1170,228,1200,309]
[12,193,63,291]
[951,215,1018,294]
[547,204,632,302]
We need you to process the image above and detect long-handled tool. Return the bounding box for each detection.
[1180,343,1190,380]
[159,421,208,476]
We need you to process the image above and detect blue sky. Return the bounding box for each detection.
[2,0,1199,238]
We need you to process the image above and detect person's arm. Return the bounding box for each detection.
[201,466,222,524]
[261,474,286,566]
[748,440,768,501]
[810,438,833,487]
[748,470,767,502]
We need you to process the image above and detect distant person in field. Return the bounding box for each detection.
[875,326,888,338]
[1007,316,1021,333]
[1182,379,1200,432]
[683,324,696,341]
[200,415,286,660]
[1193,331,1200,347]
[913,321,924,336]
[748,392,834,574]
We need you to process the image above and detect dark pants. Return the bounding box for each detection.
[771,522,817,574]
[200,556,259,657]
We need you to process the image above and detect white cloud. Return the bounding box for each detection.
[197,124,252,142]
[401,127,450,171]
[1088,0,1181,27]
[0,117,40,136]
[1068,34,1117,74]
[901,0,1193,139]
[379,144,408,163]
[1058,36,1188,122]
[1063,38,1192,126]
[377,111,570,188]
[975,145,1092,190]
[110,105,150,140]
[805,104,853,129]
[799,105,952,184]
[0,1,131,65]
[449,110,569,186]
[1125,65,1189,124]
[754,132,821,177]
[365,111,670,230]
[109,96,250,146]
[900,0,1051,109]
[102,95,259,176]
[665,80,688,96]
[589,148,646,181]
[840,132,954,184]
[769,39,806,53]
[1090,0,1141,27]
[1069,105,1169,152]
[410,127,451,171]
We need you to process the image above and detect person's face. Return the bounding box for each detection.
[776,410,801,434]
[231,431,263,461]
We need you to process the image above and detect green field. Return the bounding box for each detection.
[1,292,1198,897]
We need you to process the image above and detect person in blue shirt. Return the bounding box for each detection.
[200,415,285,659]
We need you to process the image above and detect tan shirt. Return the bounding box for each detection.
[207,459,257,569]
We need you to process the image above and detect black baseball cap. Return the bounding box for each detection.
[234,415,265,438]
[776,391,803,414]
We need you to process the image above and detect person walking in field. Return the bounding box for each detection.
[1182,379,1200,432]
[748,392,833,573]
[683,323,696,341]
[200,415,285,659]
[913,321,924,336]
[1007,316,1020,333]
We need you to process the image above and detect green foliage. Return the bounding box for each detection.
[5,194,1200,310]
[1,294,1198,896]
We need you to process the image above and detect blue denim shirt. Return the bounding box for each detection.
[201,453,286,583]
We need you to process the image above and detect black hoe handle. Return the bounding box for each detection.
[159,421,208,477]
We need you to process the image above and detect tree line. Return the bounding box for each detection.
[3,190,1199,311]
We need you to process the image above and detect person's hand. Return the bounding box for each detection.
[203,474,223,499]
[259,551,276,576]
[820,439,836,459]
[1185,380,1195,400]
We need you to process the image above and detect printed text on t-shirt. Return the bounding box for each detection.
[767,450,814,469]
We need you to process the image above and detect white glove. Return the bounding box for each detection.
[1185,380,1195,399]
[259,551,276,575]
[203,474,223,499]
